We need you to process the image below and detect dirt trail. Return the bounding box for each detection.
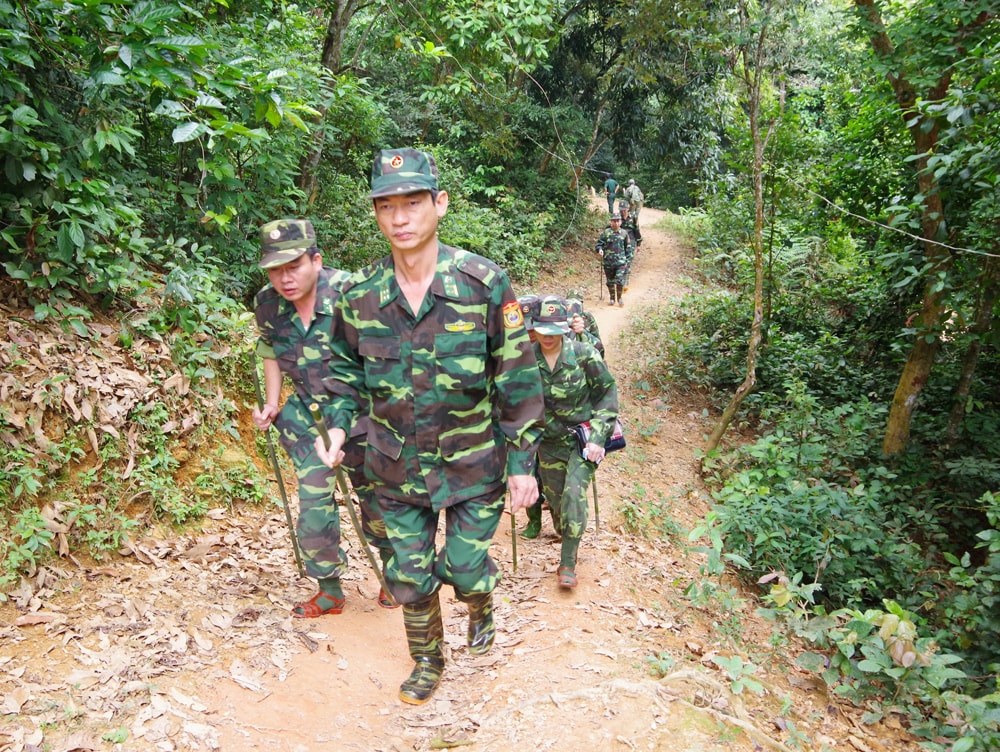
[1,206,914,752]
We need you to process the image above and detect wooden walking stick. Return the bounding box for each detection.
[309,404,394,602]
[509,497,518,573]
[251,364,305,578]
[592,477,600,534]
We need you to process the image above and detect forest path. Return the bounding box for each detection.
[0,203,915,752]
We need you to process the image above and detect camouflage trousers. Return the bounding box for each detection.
[274,396,391,581]
[376,489,506,606]
[537,438,596,543]
[604,261,629,290]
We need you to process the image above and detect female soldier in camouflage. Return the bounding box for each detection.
[531,295,619,588]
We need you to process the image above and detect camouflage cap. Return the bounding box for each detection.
[517,294,540,330]
[369,148,439,199]
[566,298,584,316]
[259,219,317,269]
[610,212,622,221]
[532,294,571,336]
[618,200,630,211]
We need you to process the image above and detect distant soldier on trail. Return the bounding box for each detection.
[603,172,620,215]
[623,178,644,220]
[595,213,635,307]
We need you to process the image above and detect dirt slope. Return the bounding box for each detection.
[0,205,916,752]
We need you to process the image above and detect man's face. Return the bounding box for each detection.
[267,251,322,303]
[373,190,448,255]
[610,219,622,230]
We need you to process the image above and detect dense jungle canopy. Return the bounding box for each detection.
[1,1,999,749]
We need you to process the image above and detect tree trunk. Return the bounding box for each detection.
[854,0,956,455]
[944,254,1000,445]
[296,0,361,203]
[704,9,772,455]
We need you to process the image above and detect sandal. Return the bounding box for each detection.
[557,567,578,588]
[378,587,399,609]
[292,591,345,618]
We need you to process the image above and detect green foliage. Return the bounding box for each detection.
[711,654,765,695]
[940,492,1000,683]
[763,577,1000,750]
[0,1,337,305]
[619,484,684,542]
[643,651,675,678]
[703,384,935,604]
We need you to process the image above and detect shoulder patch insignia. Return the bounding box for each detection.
[445,320,476,332]
[502,300,524,329]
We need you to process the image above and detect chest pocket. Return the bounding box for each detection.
[358,336,404,392]
[549,362,589,404]
[435,332,487,391]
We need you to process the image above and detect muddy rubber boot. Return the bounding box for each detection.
[521,501,542,539]
[399,593,445,705]
[459,591,495,655]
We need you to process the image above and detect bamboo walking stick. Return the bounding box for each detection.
[309,404,394,602]
[592,477,600,534]
[251,364,305,578]
[509,497,518,573]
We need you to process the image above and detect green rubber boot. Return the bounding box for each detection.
[521,501,542,539]
[399,593,445,705]
[460,591,495,655]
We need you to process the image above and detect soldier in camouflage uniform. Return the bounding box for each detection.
[596,213,635,307]
[617,201,642,295]
[618,200,642,252]
[315,149,545,705]
[566,294,605,359]
[624,178,644,220]
[517,294,553,541]
[531,295,619,588]
[253,219,396,618]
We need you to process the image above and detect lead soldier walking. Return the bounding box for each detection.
[315,148,544,705]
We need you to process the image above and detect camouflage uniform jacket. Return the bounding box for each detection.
[255,267,369,436]
[596,227,635,268]
[620,215,642,247]
[535,339,618,448]
[324,243,545,510]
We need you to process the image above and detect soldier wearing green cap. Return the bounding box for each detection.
[596,213,635,307]
[253,219,396,618]
[531,294,619,588]
[314,148,545,705]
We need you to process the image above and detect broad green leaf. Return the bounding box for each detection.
[172,122,208,143]
[12,105,40,128]
[794,652,827,672]
[3,47,35,68]
[194,94,225,110]
[154,36,205,52]
[93,70,128,86]
[69,221,85,249]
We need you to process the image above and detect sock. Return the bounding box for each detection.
[560,537,581,569]
[318,577,344,599]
